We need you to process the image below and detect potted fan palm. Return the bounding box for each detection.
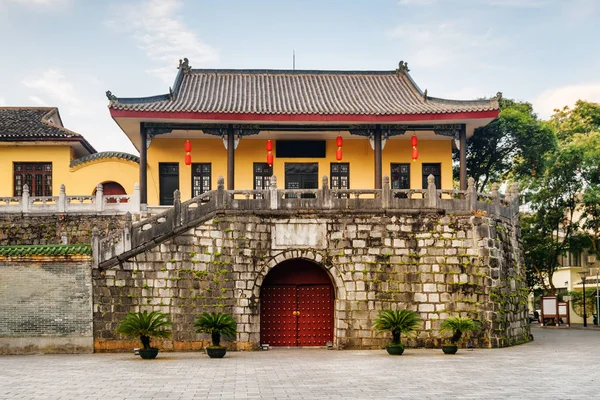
[439,316,479,354]
[194,312,237,358]
[116,310,172,359]
[373,309,421,355]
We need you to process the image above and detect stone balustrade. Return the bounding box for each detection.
[94,175,519,270]
[0,183,140,214]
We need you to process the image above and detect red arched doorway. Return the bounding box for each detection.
[93,181,127,196]
[260,259,334,347]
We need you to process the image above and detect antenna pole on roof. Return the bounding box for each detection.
[293,50,295,70]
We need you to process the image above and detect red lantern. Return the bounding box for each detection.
[411,135,418,147]
[336,148,343,161]
[267,152,274,166]
[184,140,192,152]
[266,139,273,152]
[412,147,418,161]
[185,153,192,166]
[336,135,343,147]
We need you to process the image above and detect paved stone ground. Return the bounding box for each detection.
[1,327,599,399]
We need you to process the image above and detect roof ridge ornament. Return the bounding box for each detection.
[105,90,118,105]
[494,91,503,102]
[178,57,192,72]
[396,60,410,74]
[423,89,428,102]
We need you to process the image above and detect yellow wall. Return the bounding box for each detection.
[0,144,139,197]
[0,144,71,197]
[147,137,453,204]
[70,159,139,195]
[0,137,452,205]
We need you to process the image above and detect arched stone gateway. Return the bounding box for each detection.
[260,259,334,347]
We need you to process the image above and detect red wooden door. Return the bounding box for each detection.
[260,285,298,346]
[260,260,334,347]
[297,285,334,346]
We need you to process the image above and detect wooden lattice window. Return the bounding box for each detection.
[192,163,211,197]
[14,162,52,196]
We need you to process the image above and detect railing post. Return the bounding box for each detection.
[466,177,476,211]
[132,183,140,213]
[321,175,331,209]
[173,189,181,228]
[269,175,278,210]
[96,184,104,212]
[91,227,100,268]
[427,174,438,208]
[58,184,66,213]
[123,212,132,252]
[217,176,225,209]
[492,183,500,216]
[382,175,390,209]
[22,184,29,213]
[511,183,520,219]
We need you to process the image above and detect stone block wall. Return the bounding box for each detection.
[93,210,530,351]
[0,254,93,354]
[0,214,130,246]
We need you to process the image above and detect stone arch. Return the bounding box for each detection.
[252,249,346,300]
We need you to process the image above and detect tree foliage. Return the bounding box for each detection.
[459,98,556,191]
[439,316,479,344]
[522,101,600,293]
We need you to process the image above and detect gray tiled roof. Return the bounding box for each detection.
[111,69,499,116]
[0,107,96,153]
[70,151,140,168]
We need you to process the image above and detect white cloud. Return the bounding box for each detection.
[3,0,68,7]
[389,22,506,69]
[22,69,80,107]
[28,95,49,106]
[0,97,5,106]
[107,0,219,83]
[533,83,600,119]
[398,0,549,6]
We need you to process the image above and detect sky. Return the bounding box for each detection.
[0,0,599,155]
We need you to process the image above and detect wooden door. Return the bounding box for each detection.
[159,163,179,205]
[260,260,334,347]
[297,285,334,346]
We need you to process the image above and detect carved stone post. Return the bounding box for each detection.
[132,183,140,213]
[321,175,331,209]
[91,227,100,268]
[427,174,438,208]
[382,176,390,209]
[96,184,104,212]
[123,212,132,253]
[269,176,278,210]
[58,184,66,213]
[216,176,225,209]
[466,177,477,211]
[173,189,181,228]
[22,184,29,213]
[491,183,500,216]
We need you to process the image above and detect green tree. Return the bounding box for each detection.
[458,97,556,191]
[522,101,600,293]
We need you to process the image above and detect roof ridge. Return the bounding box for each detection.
[188,69,399,75]
[70,151,140,168]
[0,244,92,256]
